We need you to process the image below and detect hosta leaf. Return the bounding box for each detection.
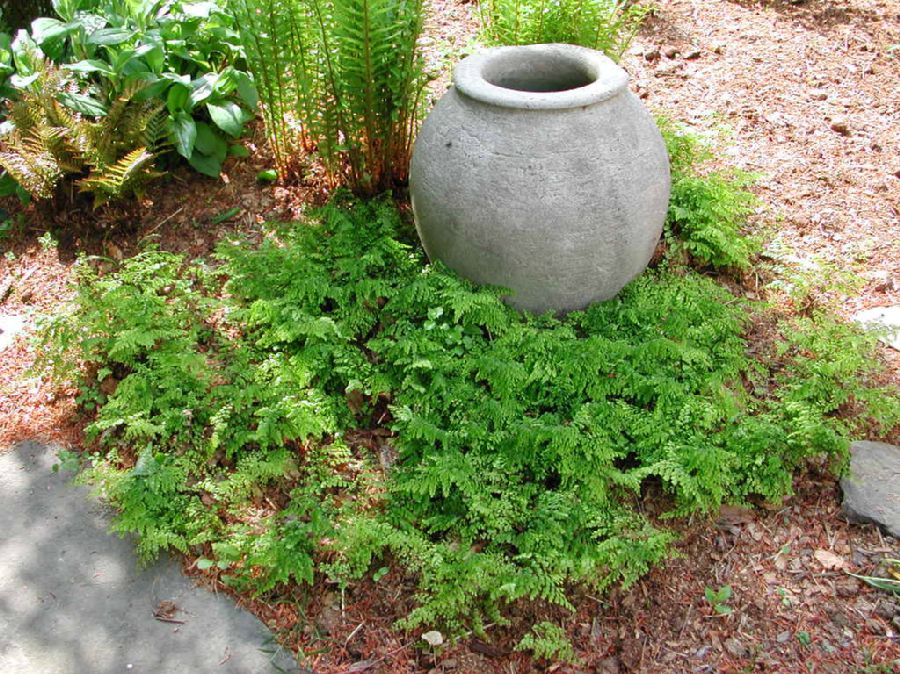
[194,122,227,161]
[64,59,115,76]
[170,112,197,159]
[189,150,222,178]
[57,92,108,117]
[189,73,218,106]
[206,101,245,138]
[87,28,135,46]
[30,18,73,44]
[232,71,258,109]
[166,84,191,114]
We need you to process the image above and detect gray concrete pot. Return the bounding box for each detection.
[410,44,671,314]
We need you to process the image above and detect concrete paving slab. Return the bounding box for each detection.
[0,441,300,674]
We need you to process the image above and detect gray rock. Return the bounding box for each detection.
[0,441,300,673]
[0,314,25,351]
[410,44,670,314]
[841,441,900,537]
[853,305,900,351]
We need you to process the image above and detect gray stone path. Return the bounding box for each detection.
[0,441,299,674]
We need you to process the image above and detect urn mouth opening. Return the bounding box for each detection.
[454,44,629,110]
[482,51,596,93]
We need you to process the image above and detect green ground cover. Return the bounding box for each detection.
[38,192,898,655]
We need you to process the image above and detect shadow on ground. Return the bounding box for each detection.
[0,440,299,674]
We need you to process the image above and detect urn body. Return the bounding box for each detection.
[410,44,671,313]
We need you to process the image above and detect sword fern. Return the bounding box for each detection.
[231,0,427,195]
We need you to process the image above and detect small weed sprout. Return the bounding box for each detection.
[704,584,733,616]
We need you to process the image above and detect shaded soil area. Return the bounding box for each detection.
[0,0,898,671]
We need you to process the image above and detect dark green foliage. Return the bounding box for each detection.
[40,198,898,639]
[0,1,54,30]
[2,1,255,181]
[0,67,164,205]
[661,117,759,270]
[230,0,427,194]
[479,0,650,59]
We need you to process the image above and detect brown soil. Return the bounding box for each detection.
[628,0,900,316]
[0,0,898,671]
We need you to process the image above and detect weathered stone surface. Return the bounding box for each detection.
[841,441,900,537]
[0,441,300,673]
[410,44,670,314]
[853,305,900,351]
[0,314,25,351]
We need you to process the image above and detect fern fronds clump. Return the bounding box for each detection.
[39,197,899,638]
[231,0,428,194]
[660,117,759,270]
[0,67,165,206]
[479,0,651,59]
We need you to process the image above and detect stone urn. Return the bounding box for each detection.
[410,44,670,314]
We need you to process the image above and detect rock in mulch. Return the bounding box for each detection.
[853,305,900,350]
[841,441,900,537]
[829,117,850,135]
[0,314,25,352]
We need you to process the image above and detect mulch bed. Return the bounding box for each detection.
[0,0,897,671]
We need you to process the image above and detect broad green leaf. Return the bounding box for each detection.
[10,73,41,89]
[162,72,191,86]
[190,147,224,176]
[57,92,108,117]
[170,113,197,159]
[0,172,19,197]
[232,71,258,109]
[129,73,169,100]
[188,72,218,106]
[143,46,165,73]
[64,59,115,75]
[30,18,71,44]
[87,28,135,46]
[166,84,191,114]
[194,122,227,161]
[206,101,244,137]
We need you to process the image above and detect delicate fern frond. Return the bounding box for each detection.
[78,147,159,207]
[0,65,165,205]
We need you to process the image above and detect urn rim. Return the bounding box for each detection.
[453,43,629,111]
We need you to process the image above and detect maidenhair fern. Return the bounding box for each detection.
[39,198,899,638]
[659,116,759,269]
